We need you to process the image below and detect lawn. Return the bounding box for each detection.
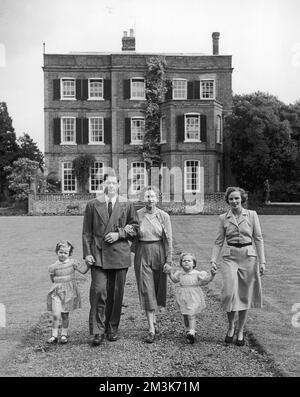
[0,215,299,376]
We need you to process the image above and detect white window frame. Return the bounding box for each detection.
[160,116,167,144]
[88,117,104,145]
[61,117,76,145]
[216,115,222,144]
[130,77,145,100]
[184,160,201,193]
[131,117,145,145]
[62,162,77,193]
[184,113,201,142]
[60,78,76,100]
[130,162,147,194]
[88,78,104,100]
[89,161,105,193]
[200,79,215,100]
[172,78,187,100]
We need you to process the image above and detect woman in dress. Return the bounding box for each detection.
[210,187,266,346]
[132,186,173,343]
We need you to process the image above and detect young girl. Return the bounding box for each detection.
[46,240,92,344]
[164,252,216,344]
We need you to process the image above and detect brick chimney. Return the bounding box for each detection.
[212,32,220,55]
[122,29,135,51]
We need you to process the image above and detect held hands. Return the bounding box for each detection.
[124,224,136,236]
[259,263,266,276]
[104,232,119,244]
[210,268,217,277]
[163,263,173,274]
[85,255,95,266]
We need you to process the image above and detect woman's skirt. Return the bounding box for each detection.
[134,240,167,311]
[221,246,262,312]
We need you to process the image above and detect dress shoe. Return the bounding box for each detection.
[107,333,118,342]
[60,335,68,344]
[236,337,245,346]
[145,332,155,343]
[92,334,104,346]
[225,328,235,343]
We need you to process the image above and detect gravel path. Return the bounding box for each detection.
[1,247,281,378]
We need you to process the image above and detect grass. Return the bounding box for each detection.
[0,215,299,377]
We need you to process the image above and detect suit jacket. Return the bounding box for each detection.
[211,208,266,264]
[82,195,139,269]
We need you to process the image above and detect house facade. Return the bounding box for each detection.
[43,31,233,201]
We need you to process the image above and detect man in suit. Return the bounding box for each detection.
[82,172,138,346]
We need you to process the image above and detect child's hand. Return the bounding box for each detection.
[163,263,172,274]
[211,268,217,276]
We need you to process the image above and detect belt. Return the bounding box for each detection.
[227,242,252,248]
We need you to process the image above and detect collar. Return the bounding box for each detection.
[226,208,248,218]
[105,195,117,207]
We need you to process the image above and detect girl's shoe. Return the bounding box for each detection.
[60,335,68,344]
[46,336,58,344]
[186,332,195,344]
[236,336,245,346]
[145,332,155,343]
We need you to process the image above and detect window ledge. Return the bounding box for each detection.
[88,142,105,145]
[130,98,146,101]
[87,98,104,101]
[160,141,167,145]
[60,98,76,101]
[60,142,77,145]
[183,140,202,143]
[130,142,143,145]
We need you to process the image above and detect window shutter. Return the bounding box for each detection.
[193,81,200,99]
[177,115,184,142]
[124,80,131,99]
[104,79,111,100]
[76,80,82,100]
[53,80,60,100]
[82,118,89,144]
[165,80,172,100]
[82,80,88,100]
[187,81,194,99]
[104,118,112,144]
[125,118,131,144]
[76,118,82,144]
[200,115,207,142]
[53,118,61,144]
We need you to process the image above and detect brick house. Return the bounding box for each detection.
[43,31,233,201]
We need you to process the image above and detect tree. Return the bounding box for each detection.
[4,158,41,201]
[0,102,19,197]
[17,133,44,171]
[225,92,300,201]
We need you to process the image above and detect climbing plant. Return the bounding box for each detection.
[142,56,169,174]
[72,154,95,193]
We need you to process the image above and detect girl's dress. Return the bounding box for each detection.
[47,259,88,312]
[170,269,211,315]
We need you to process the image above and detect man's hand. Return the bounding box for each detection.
[85,255,95,266]
[124,224,136,236]
[259,263,266,276]
[163,263,173,274]
[104,232,119,244]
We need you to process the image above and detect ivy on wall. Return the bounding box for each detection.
[141,56,170,173]
[72,154,95,193]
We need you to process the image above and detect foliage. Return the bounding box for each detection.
[0,102,19,195]
[17,133,44,171]
[142,56,169,169]
[72,154,95,192]
[46,172,61,193]
[225,92,300,200]
[4,157,40,200]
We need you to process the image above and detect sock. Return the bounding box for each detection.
[52,328,58,337]
[61,328,68,336]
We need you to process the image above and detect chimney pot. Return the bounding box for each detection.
[123,31,128,37]
[130,28,134,37]
[122,28,135,51]
[212,32,220,55]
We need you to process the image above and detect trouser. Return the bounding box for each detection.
[89,266,128,335]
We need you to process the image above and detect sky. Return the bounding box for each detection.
[0,0,300,152]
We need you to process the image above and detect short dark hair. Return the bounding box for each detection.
[179,252,197,268]
[55,240,74,256]
[224,186,248,204]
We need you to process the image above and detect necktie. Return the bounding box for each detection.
[108,200,112,218]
